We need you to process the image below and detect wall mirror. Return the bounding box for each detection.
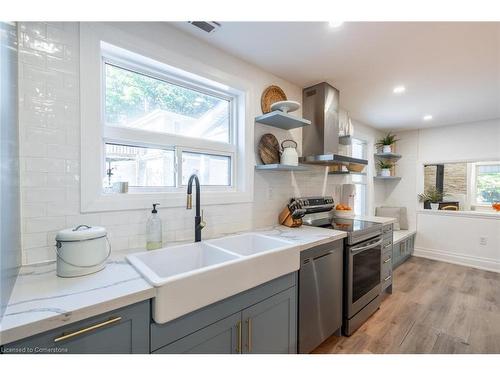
[423,161,500,211]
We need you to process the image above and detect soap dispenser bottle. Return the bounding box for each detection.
[146,203,162,250]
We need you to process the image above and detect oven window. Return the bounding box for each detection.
[352,247,381,303]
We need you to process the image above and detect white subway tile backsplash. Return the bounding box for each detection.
[24,232,49,249]
[47,143,79,159]
[21,142,47,158]
[46,200,79,216]
[25,216,66,233]
[65,214,101,228]
[23,172,48,187]
[24,246,55,264]
[23,203,47,218]
[24,187,66,203]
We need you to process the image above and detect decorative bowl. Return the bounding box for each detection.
[270,100,301,114]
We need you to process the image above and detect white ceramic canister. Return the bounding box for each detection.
[280,139,299,166]
[55,225,111,277]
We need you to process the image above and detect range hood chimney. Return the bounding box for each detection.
[300,82,368,166]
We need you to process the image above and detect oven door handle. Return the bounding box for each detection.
[350,238,383,254]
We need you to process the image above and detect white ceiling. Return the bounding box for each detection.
[172,22,500,130]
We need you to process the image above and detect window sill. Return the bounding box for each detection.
[417,209,500,220]
[82,190,253,213]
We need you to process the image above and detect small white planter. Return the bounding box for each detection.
[430,203,439,210]
[380,168,391,177]
[382,145,392,153]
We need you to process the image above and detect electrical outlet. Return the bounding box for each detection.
[480,236,488,246]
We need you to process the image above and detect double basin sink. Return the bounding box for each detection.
[127,233,300,324]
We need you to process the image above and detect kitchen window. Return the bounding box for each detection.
[102,56,237,193]
[80,24,251,212]
[471,162,500,206]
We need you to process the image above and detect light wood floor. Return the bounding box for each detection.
[313,256,500,354]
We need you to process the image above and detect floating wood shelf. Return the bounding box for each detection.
[374,153,402,160]
[255,111,311,130]
[374,176,402,181]
[255,164,309,171]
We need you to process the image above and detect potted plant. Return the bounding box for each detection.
[378,160,393,177]
[375,132,399,154]
[418,187,445,210]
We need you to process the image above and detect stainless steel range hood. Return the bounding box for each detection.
[299,82,368,166]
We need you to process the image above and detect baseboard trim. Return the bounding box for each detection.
[413,247,500,273]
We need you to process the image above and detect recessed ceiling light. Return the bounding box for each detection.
[328,21,344,28]
[393,86,406,94]
[423,115,433,121]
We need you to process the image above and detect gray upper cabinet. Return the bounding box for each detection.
[241,287,297,354]
[3,301,150,354]
[154,312,241,354]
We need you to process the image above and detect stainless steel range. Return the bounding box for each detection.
[292,196,383,338]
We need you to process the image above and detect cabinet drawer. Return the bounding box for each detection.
[3,301,150,354]
[382,224,393,234]
[382,261,392,289]
[382,241,393,254]
[382,251,392,266]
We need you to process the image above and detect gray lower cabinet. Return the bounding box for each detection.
[152,272,297,354]
[241,288,296,354]
[392,233,416,269]
[2,300,150,354]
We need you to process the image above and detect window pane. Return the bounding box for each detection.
[181,152,231,186]
[104,143,175,189]
[475,164,500,204]
[351,138,367,159]
[105,64,230,143]
[354,184,367,216]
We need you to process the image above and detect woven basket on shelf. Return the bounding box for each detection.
[261,85,287,114]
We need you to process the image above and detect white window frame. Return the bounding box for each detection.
[80,23,253,212]
[470,161,500,208]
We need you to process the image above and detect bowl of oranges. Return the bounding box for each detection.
[333,204,355,218]
[492,202,500,212]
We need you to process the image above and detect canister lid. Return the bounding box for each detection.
[56,225,107,242]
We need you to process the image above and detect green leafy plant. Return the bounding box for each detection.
[378,160,394,170]
[418,186,446,203]
[375,132,399,148]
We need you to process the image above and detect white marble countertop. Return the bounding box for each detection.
[0,249,155,346]
[0,224,346,346]
[256,225,347,250]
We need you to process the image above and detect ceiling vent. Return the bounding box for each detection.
[189,21,221,34]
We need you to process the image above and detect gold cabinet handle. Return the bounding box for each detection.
[247,318,252,353]
[54,316,122,343]
[236,321,242,353]
[384,275,392,281]
[383,257,392,264]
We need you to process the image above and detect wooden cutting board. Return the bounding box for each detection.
[258,133,280,164]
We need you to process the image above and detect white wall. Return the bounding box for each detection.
[384,119,500,272]
[18,22,382,265]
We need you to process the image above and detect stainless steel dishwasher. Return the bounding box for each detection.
[298,240,343,353]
